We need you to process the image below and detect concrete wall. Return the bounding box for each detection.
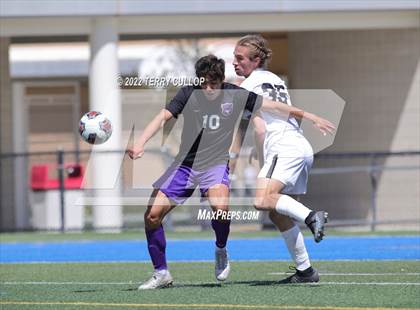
[288,29,420,227]
[2,29,419,230]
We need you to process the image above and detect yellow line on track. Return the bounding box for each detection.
[0,301,416,310]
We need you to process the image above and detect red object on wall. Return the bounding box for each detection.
[31,164,83,190]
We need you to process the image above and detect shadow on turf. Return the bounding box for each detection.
[72,289,103,293]
[119,283,225,291]
[173,283,224,288]
[72,288,144,293]
[84,279,318,292]
[122,288,139,291]
[162,280,318,289]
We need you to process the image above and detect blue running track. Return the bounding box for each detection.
[1,236,419,263]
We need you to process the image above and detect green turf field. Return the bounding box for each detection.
[1,260,419,309]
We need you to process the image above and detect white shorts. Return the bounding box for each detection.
[258,134,313,195]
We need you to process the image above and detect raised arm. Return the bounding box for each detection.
[126,109,174,159]
[260,98,336,136]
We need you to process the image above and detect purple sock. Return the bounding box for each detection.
[145,225,167,271]
[211,219,230,248]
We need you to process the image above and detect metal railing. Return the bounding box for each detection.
[313,151,420,231]
[0,149,419,232]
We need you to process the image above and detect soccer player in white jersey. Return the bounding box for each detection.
[233,34,331,283]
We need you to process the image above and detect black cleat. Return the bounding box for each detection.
[279,266,319,284]
[305,211,328,243]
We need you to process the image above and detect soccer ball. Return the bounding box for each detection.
[79,111,112,145]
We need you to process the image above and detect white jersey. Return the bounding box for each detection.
[240,69,303,150]
[241,69,313,194]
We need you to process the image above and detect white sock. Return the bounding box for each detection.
[282,224,311,271]
[275,195,311,223]
[155,269,169,275]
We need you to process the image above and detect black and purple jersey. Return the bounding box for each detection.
[165,83,262,170]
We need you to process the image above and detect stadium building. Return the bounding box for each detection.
[0,0,419,231]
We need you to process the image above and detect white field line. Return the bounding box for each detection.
[1,281,131,285]
[268,272,420,276]
[1,281,420,286]
[1,300,418,310]
[314,282,420,286]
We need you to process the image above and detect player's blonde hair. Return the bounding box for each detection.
[236,34,272,68]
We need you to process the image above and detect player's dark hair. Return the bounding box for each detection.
[236,34,272,68]
[195,55,225,83]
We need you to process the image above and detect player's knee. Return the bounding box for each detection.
[144,213,162,229]
[253,197,265,210]
[254,194,276,210]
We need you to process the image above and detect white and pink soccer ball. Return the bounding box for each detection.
[79,111,112,145]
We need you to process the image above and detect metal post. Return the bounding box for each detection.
[57,149,65,232]
[369,157,378,232]
[73,83,81,165]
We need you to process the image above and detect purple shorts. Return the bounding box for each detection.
[153,163,230,205]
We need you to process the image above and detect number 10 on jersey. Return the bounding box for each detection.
[202,114,220,130]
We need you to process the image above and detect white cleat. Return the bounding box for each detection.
[138,270,173,290]
[215,247,230,281]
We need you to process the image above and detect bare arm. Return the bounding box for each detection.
[228,117,251,173]
[126,109,174,159]
[229,131,241,171]
[260,98,336,135]
[252,114,265,168]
